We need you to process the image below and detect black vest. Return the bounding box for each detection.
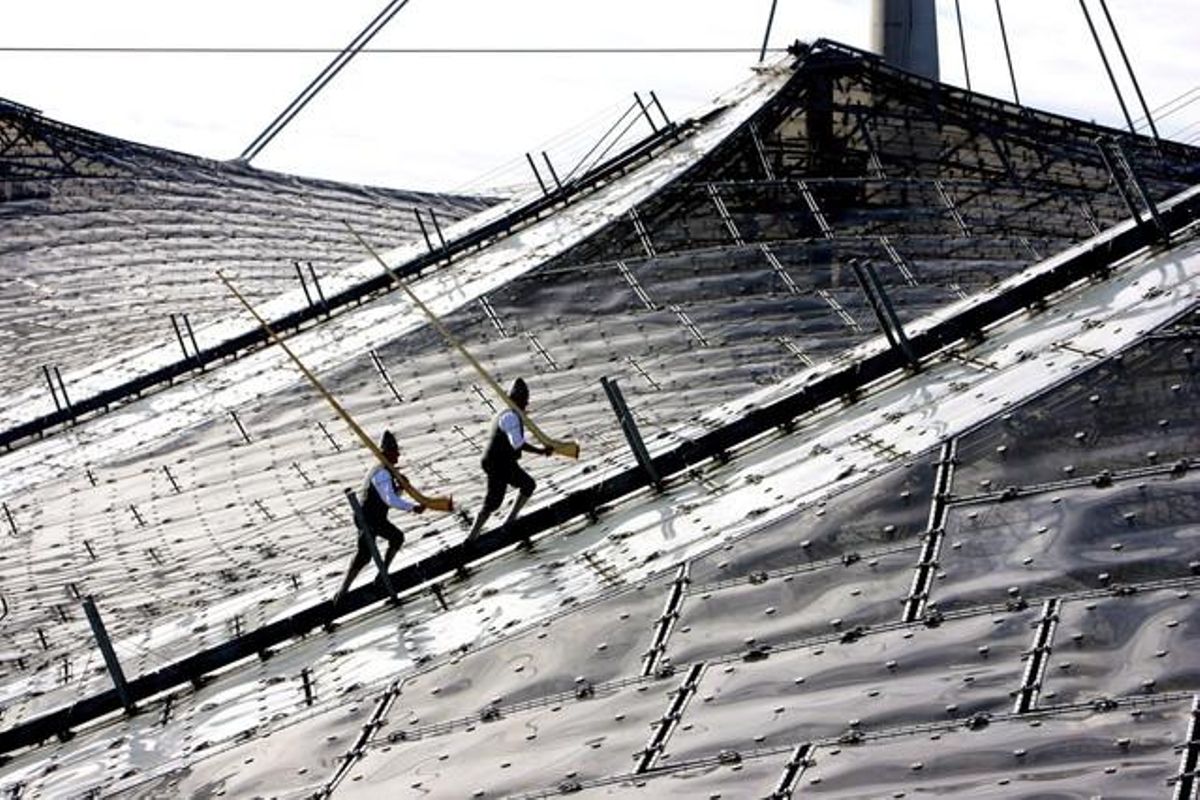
[360,465,391,528]
[482,410,522,469]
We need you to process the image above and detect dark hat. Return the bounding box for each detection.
[380,430,399,453]
[509,377,529,405]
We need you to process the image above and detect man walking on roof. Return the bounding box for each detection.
[465,377,551,542]
[332,430,424,607]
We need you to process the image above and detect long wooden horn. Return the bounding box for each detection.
[216,270,453,511]
[344,222,581,460]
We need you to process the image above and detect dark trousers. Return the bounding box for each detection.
[346,516,405,576]
[481,459,536,515]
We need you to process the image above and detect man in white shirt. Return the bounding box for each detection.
[465,378,551,542]
[331,430,425,607]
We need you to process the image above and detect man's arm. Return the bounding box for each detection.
[502,410,550,456]
[371,467,424,513]
[499,410,526,449]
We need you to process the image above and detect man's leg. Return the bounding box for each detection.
[331,538,370,608]
[466,468,506,542]
[378,522,405,570]
[502,466,537,526]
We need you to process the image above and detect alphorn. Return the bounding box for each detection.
[344,222,581,460]
[216,270,453,512]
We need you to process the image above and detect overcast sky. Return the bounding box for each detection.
[2,1,1197,193]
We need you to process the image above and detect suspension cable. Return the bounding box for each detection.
[239,0,413,162]
[954,0,972,91]
[1096,0,1161,143]
[993,0,1020,105]
[1077,0,1136,135]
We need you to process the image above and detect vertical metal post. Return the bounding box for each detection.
[852,261,900,352]
[344,489,399,603]
[525,152,549,195]
[306,263,328,316]
[412,208,435,252]
[181,314,203,370]
[994,0,1020,105]
[633,92,658,132]
[850,260,918,370]
[42,365,62,413]
[601,377,662,491]
[82,597,136,715]
[53,367,75,423]
[541,152,563,191]
[428,208,448,250]
[1078,0,1137,135]
[758,0,779,63]
[169,314,190,361]
[294,262,315,308]
[649,91,672,127]
[864,261,917,367]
